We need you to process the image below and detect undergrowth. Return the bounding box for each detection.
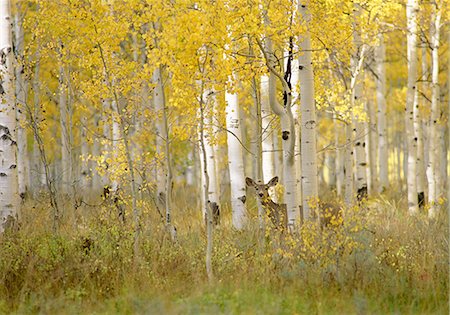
[0,190,448,314]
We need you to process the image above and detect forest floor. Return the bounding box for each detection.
[0,188,448,314]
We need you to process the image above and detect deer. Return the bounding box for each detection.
[246,176,342,230]
[245,176,288,230]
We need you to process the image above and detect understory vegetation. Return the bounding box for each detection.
[0,188,448,314]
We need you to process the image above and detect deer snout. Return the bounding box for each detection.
[258,192,264,198]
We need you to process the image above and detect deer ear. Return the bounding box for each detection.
[245,177,256,187]
[267,176,279,187]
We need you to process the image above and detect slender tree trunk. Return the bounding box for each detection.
[415,48,426,207]
[251,75,265,231]
[260,74,276,202]
[352,4,368,202]
[14,9,29,199]
[101,99,110,187]
[405,0,419,214]
[153,67,174,234]
[298,0,318,220]
[199,88,219,218]
[427,1,443,218]
[366,96,377,195]
[290,35,303,221]
[225,75,247,229]
[376,33,389,192]
[59,65,71,195]
[0,0,19,232]
[198,83,213,282]
[334,116,344,196]
[80,117,90,190]
[92,112,102,191]
[344,122,354,205]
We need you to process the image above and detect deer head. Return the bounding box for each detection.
[245,176,287,229]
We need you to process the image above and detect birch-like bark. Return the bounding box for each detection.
[14,9,29,199]
[101,99,110,187]
[366,97,377,195]
[290,40,303,221]
[92,112,102,191]
[198,84,213,282]
[154,71,166,212]
[344,122,354,206]
[375,33,389,192]
[260,74,276,199]
[59,65,73,195]
[153,67,174,233]
[251,75,265,231]
[111,99,120,195]
[352,4,368,202]
[0,0,19,231]
[427,1,443,218]
[225,77,247,229]
[334,116,344,196]
[405,0,419,214]
[80,117,90,190]
[298,1,318,220]
[415,47,426,207]
[199,89,219,218]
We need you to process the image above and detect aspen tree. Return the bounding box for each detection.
[427,0,443,218]
[352,4,368,202]
[14,8,29,199]
[415,43,426,207]
[405,0,419,214]
[298,0,318,220]
[0,0,18,232]
[59,64,72,195]
[226,75,247,229]
[260,74,276,200]
[375,33,389,192]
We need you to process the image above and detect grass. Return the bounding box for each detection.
[0,189,448,314]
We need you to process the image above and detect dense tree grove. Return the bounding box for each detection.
[0,0,448,313]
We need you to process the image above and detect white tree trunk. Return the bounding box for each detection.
[334,116,344,196]
[59,65,72,195]
[352,5,368,201]
[92,112,102,191]
[427,1,443,218]
[415,49,426,207]
[366,97,377,195]
[198,87,219,218]
[198,91,213,282]
[405,0,419,214]
[101,99,110,187]
[80,117,90,190]
[14,10,29,199]
[153,68,167,211]
[299,0,318,220]
[111,99,120,193]
[260,74,277,203]
[0,0,19,231]
[290,42,303,221]
[31,60,45,194]
[375,33,389,192]
[225,77,247,229]
[344,123,354,205]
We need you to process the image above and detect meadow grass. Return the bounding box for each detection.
[0,189,448,314]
